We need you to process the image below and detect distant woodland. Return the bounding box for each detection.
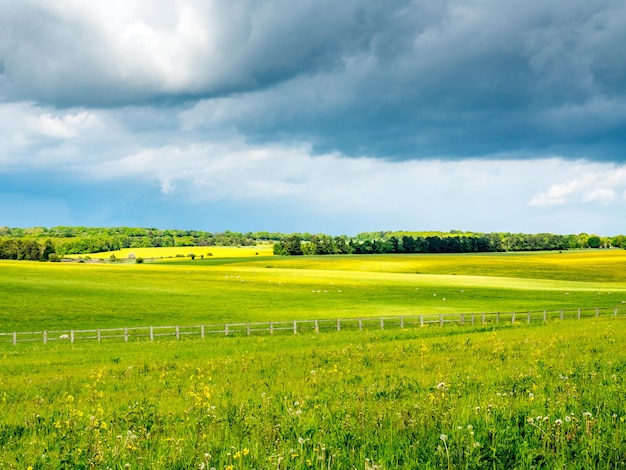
[0,226,622,261]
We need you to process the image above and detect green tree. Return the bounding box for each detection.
[17,239,42,260]
[611,235,626,248]
[576,233,589,248]
[275,235,303,256]
[587,235,601,248]
[273,242,287,256]
[401,236,416,253]
[42,239,56,261]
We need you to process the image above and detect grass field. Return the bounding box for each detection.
[0,319,624,468]
[1,250,626,332]
[1,250,626,468]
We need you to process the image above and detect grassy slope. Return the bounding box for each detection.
[233,250,626,282]
[1,250,625,331]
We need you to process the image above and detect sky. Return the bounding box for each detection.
[1,0,625,236]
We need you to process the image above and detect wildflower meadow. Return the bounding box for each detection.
[1,318,625,468]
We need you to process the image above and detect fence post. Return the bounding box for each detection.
[43,330,47,345]
[247,323,251,336]
[511,311,516,324]
[420,315,424,327]
[337,319,341,332]
[527,311,531,324]
[201,324,205,339]
[577,308,581,320]
[224,324,229,336]
[380,317,384,330]
[400,316,404,329]
[543,310,547,322]
[315,319,319,334]
[471,313,475,325]
[124,328,128,343]
[460,314,464,326]
[358,318,362,331]
[496,312,500,324]
[71,330,75,343]
[439,314,443,327]
[560,310,564,320]
[150,326,154,341]
[595,307,599,318]
[13,332,16,346]
[293,320,297,335]
[97,329,101,342]
[270,322,274,335]
[615,307,618,317]
[482,312,486,324]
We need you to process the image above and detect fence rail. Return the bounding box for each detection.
[0,307,623,346]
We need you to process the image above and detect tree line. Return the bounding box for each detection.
[0,226,623,261]
[0,226,274,260]
[273,231,624,256]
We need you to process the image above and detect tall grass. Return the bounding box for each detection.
[0,318,624,468]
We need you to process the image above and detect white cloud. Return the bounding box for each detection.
[582,188,616,204]
[159,177,175,195]
[529,163,626,206]
[0,103,111,169]
[0,102,96,140]
[3,100,625,233]
[70,142,571,224]
[34,110,102,139]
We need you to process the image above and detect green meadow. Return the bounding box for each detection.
[1,319,625,468]
[1,249,625,332]
[1,249,626,468]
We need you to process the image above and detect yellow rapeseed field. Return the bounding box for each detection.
[65,245,274,260]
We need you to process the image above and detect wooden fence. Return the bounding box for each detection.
[0,306,623,346]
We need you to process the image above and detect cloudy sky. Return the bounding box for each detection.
[1,0,625,235]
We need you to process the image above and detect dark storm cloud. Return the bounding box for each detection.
[1,0,625,162]
[0,1,412,106]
